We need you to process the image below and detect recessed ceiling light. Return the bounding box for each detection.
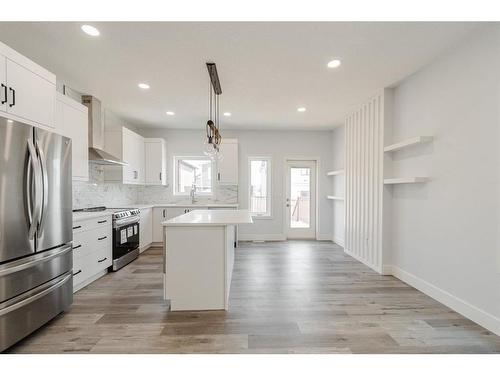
[297,107,306,112]
[81,25,100,37]
[327,59,341,69]
[223,112,231,117]
[166,111,175,116]
[7,119,13,123]
[138,83,150,89]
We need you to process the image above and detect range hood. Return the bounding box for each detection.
[81,95,128,166]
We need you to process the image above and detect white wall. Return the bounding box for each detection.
[139,128,334,240]
[389,25,500,334]
[331,125,345,246]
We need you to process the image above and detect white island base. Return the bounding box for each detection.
[162,210,253,311]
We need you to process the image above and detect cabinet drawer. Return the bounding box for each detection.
[72,255,90,287]
[72,215,111,234]
[91,246,112,272]
[73,226,111,258]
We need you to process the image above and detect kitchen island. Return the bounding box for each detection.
[162,209,253,311]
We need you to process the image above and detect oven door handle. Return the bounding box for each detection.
[113,216,140,227]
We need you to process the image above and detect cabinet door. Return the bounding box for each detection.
[166,207,186,219]
[0,56,6,114]
[139,208,153,249]
[121,128,136,183]
[145,140,165,185]
[218,141,238,184]
[152,207,166,243]
[64,103,89,181]
[136,134,145,184]
[6,59,55,128]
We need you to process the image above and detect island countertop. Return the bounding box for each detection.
[162,209,253,226]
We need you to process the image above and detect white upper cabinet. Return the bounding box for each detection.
[55,93,89,181]
[217,138,238,185]
[0,42,56,129]
[0,56,6,113]
[104,125,145,185]
[145,138,167,185]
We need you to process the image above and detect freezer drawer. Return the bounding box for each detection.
[0,272,72,352]
[0,244,72,304]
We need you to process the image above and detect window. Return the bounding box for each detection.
[249,157,272,217]
[174,156,213,195]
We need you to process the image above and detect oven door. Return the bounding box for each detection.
[112,217,140,260]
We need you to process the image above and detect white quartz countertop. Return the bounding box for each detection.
[73,210,113,222]
[163,209,253,226]
[110,203,239,210]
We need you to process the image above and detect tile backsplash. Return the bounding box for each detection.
[73,164,238,209]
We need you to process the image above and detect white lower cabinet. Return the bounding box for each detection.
[139,207,153,252]
[72,214,112,292]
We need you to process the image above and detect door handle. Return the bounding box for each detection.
[36,140,49,237]
[1,84,7,104]
[26,139,42,240]
[9,87,15,107]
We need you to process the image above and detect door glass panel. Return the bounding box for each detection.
[289,167,311,228]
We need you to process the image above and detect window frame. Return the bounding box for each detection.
[248,156,272,219]
[173,155,215,196]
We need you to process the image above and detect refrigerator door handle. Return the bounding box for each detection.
[26,139,42,240]
[36,140,49,236]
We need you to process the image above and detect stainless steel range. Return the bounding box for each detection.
[110,208,140,271]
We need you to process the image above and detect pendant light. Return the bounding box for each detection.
[203,62,223,158]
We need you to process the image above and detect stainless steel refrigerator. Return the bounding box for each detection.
[0,116,73,352]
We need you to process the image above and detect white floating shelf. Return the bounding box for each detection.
[384,177,429,185]
[327,169,345,176]
[384,136,433,153]
[327,195,345,200]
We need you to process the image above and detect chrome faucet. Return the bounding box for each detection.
[190,184,197,204]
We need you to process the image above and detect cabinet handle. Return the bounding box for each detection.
[1,84,6,104]
[218,172,221,181]
[97,257,107,263]
[97,220,107,224]
[73,244,82,250]
[98,236,107,241]
[159,172,162,181]
[9,87,15,107]
[73,270,82,276]
[73,225,82,230]
[163,209,166,218]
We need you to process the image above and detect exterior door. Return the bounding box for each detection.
[285,160,317,239]
[35,127,73,252]
[0,117,36,262]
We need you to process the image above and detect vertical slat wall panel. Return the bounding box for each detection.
[344,92,385,273]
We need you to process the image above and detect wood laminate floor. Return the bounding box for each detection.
[7,241,500,353]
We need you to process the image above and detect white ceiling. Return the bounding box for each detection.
[0,22,482,130]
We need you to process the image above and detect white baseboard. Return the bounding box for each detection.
[333,236,345,247]
[238,233,286,242]
[389,265,500,336]
[344,247,382,274]
[316,233,334,241]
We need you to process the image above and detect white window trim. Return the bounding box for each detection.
[173,155,215,197]
[248,156,272,219]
